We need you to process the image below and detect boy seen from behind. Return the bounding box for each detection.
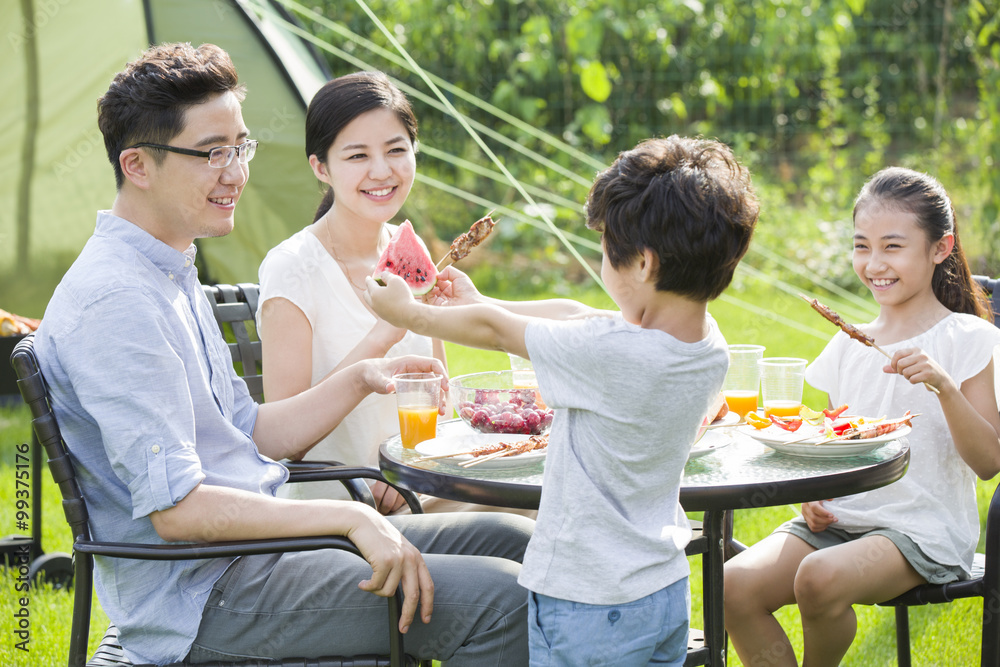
[365,135,759,665]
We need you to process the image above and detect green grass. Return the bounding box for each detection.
[1,281,995,666]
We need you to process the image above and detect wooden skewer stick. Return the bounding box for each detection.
[410,448,484,463]
[459,447,517,468]
[434,255,455,272]
[779,413,921,446]
[798,294,940,395]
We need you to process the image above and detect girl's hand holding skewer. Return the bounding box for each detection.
[885,347,952,395]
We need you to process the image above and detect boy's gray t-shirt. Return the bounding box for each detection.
[519,314,728,604]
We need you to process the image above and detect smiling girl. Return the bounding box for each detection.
[257,72,444,511]
[724,167,1000,666]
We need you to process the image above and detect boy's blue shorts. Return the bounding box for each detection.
[528,576,690,666]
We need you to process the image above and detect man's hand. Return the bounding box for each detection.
[347,507,434,633]
[801,500,837,532]
[360,355,449,414]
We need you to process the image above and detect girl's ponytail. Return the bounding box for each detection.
[932,214,991,319]
[854,167,991,319]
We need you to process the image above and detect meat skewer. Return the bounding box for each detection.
[782,412,919,446]
[410,433,547,464]
[459,435,548,468]
[798,294,940,395]
[436,213,496,271]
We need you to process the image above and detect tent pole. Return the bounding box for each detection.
[16,0,40,275]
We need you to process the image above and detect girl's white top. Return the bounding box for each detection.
[805,312,1000,574]
[258,226,433,500]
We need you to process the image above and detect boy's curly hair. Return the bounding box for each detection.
[97,42,245,189]
[586,135,759,302]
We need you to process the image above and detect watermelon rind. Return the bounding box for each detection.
[373,220,438,296]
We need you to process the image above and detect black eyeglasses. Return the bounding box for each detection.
[128,140,258,168]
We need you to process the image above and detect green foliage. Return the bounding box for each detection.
[286,0,1000,299]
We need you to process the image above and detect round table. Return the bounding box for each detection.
[379,418,910,667]
[379,419,911,512]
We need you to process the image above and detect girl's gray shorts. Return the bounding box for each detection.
[775,517,967,584]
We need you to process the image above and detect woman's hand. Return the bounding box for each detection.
[371,480,409,515]
[369,318,407,352]
[884,347,956,394]
[801,500,837,532]
[425,265,482,306]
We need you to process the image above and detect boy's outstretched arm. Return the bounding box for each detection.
[365,273,531,358]
[429,265,615,321]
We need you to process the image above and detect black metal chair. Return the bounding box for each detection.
[200,283,422,510]
[867,274,1000,666]
[11,334,425,667]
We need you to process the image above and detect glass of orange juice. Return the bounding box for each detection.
[394,372,443,449]
[758,357,808,418]
[723,345,765,420]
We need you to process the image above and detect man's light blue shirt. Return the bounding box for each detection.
[35,211,288,664]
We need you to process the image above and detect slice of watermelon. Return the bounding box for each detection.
[373,220,438,295]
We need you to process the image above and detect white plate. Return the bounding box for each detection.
[695,411,741,441]
[688,430,733,460]
[414,434,546,469]
[737,423,911,458]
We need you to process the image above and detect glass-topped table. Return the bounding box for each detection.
[379,419,910,667]
[379,419,910,512]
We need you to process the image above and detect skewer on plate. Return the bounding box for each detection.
[459,448,514,468]
[410,449,481,463]
[798,294,940,395]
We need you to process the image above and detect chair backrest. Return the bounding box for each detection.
[10,335,92,544]
[201,283,264,403]
[974,275,1000,325]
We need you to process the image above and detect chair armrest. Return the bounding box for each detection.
[73,534,408,663]
[285,462,424,514]
[72,534,362,560]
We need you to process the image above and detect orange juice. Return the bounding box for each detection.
[764,400,802,418]
[724,390,758,419]
[398,406,438,448]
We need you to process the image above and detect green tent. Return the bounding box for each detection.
[1,0,330,303]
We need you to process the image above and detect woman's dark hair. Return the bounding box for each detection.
[306,71,418,221]
[585,135,759,302]
[97,43,245,190]
[853,167,990,318]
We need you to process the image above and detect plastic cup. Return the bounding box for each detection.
[394,373,442,449]
[723,344,765,419]
[508,354,547,410]
[758,358,808,418]
[508,353,537,389]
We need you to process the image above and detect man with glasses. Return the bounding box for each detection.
[33,42,531,665]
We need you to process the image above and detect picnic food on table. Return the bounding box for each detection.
[0,308,40,336]
[451,370,554,435]
[373,219,438,295]
[455,388,554,435]
[745,400,918,444]
[412,434,549,465]
[436,213,496,271]
[799,294,940,395]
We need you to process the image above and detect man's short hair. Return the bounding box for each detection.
[97,42,246,189]
[586,135,759,302]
